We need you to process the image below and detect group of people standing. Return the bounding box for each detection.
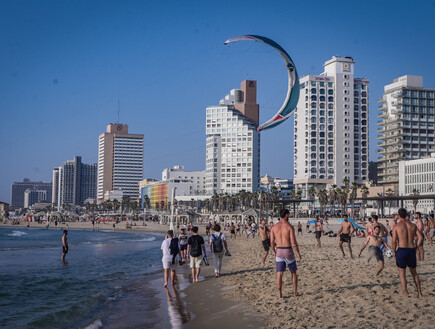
[161,224,231,287]
[161,208,433,299]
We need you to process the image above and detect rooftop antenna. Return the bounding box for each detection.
[117,99,120,123]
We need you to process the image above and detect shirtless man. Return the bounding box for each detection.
[315,218,323,248]
[390,214,399,237]
[414,212,425,261]
[393,208,423,297]
[338,217,355,258]
[427,214,435,247]
[61,230,68,262]
[270,209,301,299]
[230,222,236,239]
[366,218,373,236]
[247,224,255,239]
[372,215,389,253]
[358,225,391,276]
[259,219,270,266]
[297,222,303,236]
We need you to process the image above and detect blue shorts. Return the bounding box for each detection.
[396,248,417,269]
[380,237,388,253]
[276,257,297,273]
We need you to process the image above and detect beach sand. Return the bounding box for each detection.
[215,222,435,329]
[4,219,434,328]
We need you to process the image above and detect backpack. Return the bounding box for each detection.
[169,238,179,264]
[189,236,202,257]
[212,233,223,253]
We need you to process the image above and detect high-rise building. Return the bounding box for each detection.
[52,156,97,208]
[10,179,52,209]
[97,124,144,202]
[205,80,260,195]
[378,75,435,187]
[294,56,369,196]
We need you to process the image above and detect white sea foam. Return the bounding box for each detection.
[7,230,27,237]
[83,319,103,329]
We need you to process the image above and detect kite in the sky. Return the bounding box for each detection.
[224,35,299,132]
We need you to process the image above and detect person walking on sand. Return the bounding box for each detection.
[209,224,229,277]
[297,222,303,236]
[61,230,68,261]
[259,219,270,266]
[187,226,207,283]
[358,225,391,276]
[161,230,178,288]
[414,212,425,261]
[338,217,355,258]
[270,209,302,299]
[230,222,236,239]
[315,218,323,248]
[392,208,423,297]
[178,228,188,264]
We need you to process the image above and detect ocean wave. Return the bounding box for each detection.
[82,319,103,329]
[130,236,156,242]
[7,230,27,237]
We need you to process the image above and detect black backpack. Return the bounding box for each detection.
[212,233,223,253]
[169,238,179,264]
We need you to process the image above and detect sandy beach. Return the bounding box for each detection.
[3,219,434,328]
[215,222,435,329]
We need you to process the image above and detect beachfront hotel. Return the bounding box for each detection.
[97,124,144,202]
[378,75,435,188]
[205,80,260,195]
[52,156,97,208]
[293,56,369,196]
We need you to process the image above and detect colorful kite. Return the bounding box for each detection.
[224,35,299,132]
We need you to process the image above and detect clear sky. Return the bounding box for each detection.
[1,0,434,203]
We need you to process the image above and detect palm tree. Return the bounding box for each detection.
[143,195,151,210]
[360,185,369,220]
[112,199,120,214]
[412,189,419,213]
[317,188,328,215]
[385,188,395,216]
[328,185,338,216]
[307,186,316,216]
[337,188,348,217]
[349,182,359,219]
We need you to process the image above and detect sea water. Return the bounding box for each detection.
[0,227,189,329]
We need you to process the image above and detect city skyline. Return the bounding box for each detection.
[1,0,435,203]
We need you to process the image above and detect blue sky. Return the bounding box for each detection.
[1,0,434,203]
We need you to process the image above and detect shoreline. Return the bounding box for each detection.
[0,222,266,328]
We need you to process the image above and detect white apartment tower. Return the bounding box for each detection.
[97,124,144,202]
[378,75,435,187]
[294,56,369,195]
[205,80,260,195]
[162,166,206,195]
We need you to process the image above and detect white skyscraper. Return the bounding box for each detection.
[294,56,369,196]
[378,75,435,187]
[97,124,144,202]
[205,80,260,195]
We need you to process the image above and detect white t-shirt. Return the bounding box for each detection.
[210,232,226,242]
[161,238,172,262]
